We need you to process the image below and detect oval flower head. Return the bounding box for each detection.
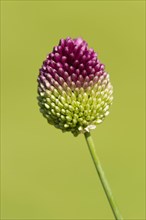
[37,37,113,136]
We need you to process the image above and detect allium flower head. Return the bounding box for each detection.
[37,37,113,136]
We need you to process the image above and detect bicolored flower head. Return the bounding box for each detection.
[37,37,113,136]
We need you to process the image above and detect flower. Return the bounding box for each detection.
[37,37,113,136]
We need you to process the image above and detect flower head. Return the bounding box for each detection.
[37,37,113,136]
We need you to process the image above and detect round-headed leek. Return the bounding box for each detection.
[37,37,113,136]
[37,37,123,220]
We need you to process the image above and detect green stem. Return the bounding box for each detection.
[84,131,123,220]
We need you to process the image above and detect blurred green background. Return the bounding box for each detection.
[1,1,145,220]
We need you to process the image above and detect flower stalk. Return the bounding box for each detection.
[84,131,123,220]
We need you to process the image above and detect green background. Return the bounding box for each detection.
[1,1,145,219]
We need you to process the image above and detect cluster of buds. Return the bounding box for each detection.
[37,37,113,136]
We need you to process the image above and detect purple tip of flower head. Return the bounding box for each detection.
[38,37,105,91]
